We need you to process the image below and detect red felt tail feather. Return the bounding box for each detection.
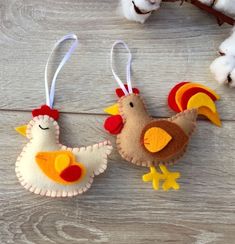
[168,82,189,112]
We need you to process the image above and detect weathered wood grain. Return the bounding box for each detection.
[0,111,235,243]
[0,0,233,119]
[0,0,235,243]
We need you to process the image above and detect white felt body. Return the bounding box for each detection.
[15,115,112,197]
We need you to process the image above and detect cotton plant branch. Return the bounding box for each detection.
[120,0,235,25]
[164,0,235,86]
[182,0,235,26]
[120,0,235,86]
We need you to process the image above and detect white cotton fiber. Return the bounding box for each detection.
[120,0,161,23]
[198,0,235,17]
[214,0,235,18]
[210,55,235,85]
[198,0,214,5]
[210,27,235,86]
[229,68,235,87]
[219,28,235,56]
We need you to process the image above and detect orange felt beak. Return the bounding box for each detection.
[15,125,27,137]
[104,103,119,115]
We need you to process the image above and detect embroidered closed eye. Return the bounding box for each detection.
[39,125,49,130]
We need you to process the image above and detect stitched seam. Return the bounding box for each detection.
[116,98,197,167]
[15,115,112,197]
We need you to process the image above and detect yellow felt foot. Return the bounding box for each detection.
[142,166,165,190]
[159,164,181,191]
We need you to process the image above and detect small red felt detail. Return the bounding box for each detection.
[168,82,189,112]
[32,105,59,121]
[104,115,124,135]
[116,84,139,98]
[60,165,82,182]
[181,87,217,110]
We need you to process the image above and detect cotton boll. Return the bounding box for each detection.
[198,0,214,5]
[134,0,161,12]
[199,0,235,18]
[210,55,235,85]
[214,0,235,18]
[219,28,235,56]
[229,68,235,87]
[120,0,161,24]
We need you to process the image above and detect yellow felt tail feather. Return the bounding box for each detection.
[185,92,222,126]
[175,83,220,111]
[187,92,216,113]
[198,107,222,127]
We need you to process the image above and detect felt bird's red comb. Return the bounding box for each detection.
[32,105,60,121]
[116,84,140,98]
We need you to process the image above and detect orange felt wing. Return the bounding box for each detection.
[35,151,86,184]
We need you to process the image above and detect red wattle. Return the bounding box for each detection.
[104,115,124,135]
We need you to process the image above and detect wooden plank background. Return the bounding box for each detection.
[0,0,235,243]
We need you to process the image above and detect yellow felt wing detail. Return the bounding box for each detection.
[55,153,71,173]
[143,127,172,153]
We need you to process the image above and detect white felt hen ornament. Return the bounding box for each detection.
[15,34,112,197]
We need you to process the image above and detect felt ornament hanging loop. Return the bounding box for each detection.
[15,34,112,197]
[104,40,199,191]
[45,33,78,108]
[111,40,133,95]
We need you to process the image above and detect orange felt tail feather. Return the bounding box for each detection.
[198,107,221,127]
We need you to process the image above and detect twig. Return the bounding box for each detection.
[162,0,235,26]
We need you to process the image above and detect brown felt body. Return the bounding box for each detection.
[116,94,197,167]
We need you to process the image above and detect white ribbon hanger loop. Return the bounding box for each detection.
[45,33,78,108]
[110,40,133,95]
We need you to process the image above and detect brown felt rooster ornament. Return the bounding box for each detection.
[104,41,220,191]
[15,34,112,197]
